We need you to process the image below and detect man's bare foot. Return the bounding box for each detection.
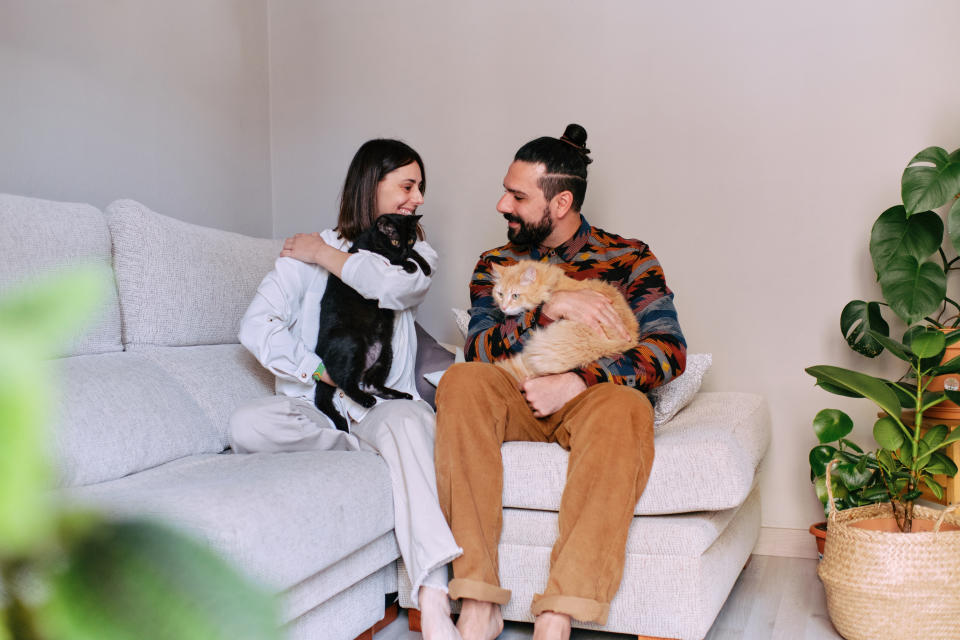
[456,598,503,640]
[532,611,571,640]
[419,586,462,640]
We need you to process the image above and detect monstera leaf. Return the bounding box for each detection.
[869,206,943,276]
[902,147,960,216]
[840,300,889,357]
[877,255,946,325]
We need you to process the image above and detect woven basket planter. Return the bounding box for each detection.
[818,478,960,639]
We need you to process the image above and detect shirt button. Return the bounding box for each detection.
[339,392,344,398]
[300,373,307,379]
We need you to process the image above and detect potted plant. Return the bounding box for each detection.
[803,145,960,640]
[807,408,889,556]
[807,144,960,531]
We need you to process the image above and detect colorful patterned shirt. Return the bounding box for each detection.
[465,214,686,391]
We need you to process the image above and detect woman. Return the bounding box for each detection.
[229,139,462,640]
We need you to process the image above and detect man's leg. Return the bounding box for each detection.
[531,383,655,627]
[350,399,462,640]
[434,362,548,639]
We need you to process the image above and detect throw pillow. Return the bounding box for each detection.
[649,352,712,427]
[452,307,471,339]
[414,322,455,408]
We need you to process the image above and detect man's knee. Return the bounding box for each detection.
[435,361,503,407]
[575,384,653,443]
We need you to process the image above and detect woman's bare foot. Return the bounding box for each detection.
[532,611,571,640]
[456,598,503,640]
[419,586,462,640]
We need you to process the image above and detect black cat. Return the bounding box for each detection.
[314,213,431,432]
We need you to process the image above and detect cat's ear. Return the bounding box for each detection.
[376,216,399,239]
[521,266,538,286]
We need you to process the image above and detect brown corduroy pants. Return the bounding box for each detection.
[434,361,655,624]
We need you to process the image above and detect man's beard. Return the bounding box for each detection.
[505,207,553,247]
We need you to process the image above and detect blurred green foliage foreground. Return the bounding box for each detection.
[0,266,280,640]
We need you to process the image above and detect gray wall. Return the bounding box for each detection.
[0,0,272,236]
[267,0,960,530]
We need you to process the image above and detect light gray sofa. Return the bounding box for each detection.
[3,191,772,640]
[1,193,402,640]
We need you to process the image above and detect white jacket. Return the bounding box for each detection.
[238,227,438,424]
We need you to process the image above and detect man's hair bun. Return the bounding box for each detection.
[559,124,592,164]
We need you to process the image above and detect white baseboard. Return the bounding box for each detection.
[753,526,818,559]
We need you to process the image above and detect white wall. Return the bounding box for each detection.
[0,0,272,236]
[268,0,960,530]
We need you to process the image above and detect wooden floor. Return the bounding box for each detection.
[376,555,843,640]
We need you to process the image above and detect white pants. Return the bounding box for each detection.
[229,395,462,609]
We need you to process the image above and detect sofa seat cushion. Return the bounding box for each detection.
[136,344,275,447]
[106,199,282,348]
[52,352,223,487]
[501,391,770,515]
[61,451,396,592]
[0,193,123,356]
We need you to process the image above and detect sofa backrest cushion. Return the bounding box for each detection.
[52,351,224,487]
[106,199,282,348]
[0,193,123,356]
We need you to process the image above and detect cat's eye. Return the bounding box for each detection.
[512,293,519,299]
[391,239,400,247]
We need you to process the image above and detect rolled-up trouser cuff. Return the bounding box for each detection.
[531,593,610,625]
[448,578,511,605]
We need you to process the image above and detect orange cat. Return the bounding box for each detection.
[491,260,639,382]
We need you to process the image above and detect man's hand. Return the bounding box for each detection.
[521,372,587,418]
[281,232,328,264]
[542,290,630,340]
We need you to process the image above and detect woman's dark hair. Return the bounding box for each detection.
[514,123,592,212]
[337,139,425,241]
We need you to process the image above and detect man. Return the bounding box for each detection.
[434,124,686,640]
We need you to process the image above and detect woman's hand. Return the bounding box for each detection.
[281,232,328,264]
[316,370,336,387]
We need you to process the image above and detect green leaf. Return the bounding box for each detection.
[878,256,947,326]
[901,445,915,467]
[931,354,960,376]
[840,438,864,453]
[945,389,960,405]
[944,326,960,346]
[840,300,889,357]
[812,409,853,444]
[0,267,111,556]
[927,451,958,476]
[806,365,902,419]
[874,416,905,451]
[902,146,960,215]
[39,519,281,640]
[903,488,924,502]
[815,381,864,398]
[941,425,960,447]
[838,462,875,490]
[877,448,898,472]
[923,477,945,500]
[861,486,891,501]
[867,330,914,363]
[809,445,838,477]
[922,424,949,449]
[950,197,960,254]
[887,382,916,406]
[910,327,947,358]
[870,206,943,274]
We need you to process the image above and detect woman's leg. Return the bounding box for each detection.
[350,399,462,638]
[228,395,359,453]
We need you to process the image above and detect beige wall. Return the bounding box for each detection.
[268,0,960,530]
[5,0,960,532]
[0,0,272,236]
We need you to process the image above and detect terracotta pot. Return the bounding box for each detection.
[810,521,827,558]
[849,516,960,533]
[924,328,960,419]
